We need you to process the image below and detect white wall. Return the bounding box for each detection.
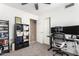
[37,3,79,44]
[0,4,38,45]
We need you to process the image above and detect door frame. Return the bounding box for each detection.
[29,19,37,44]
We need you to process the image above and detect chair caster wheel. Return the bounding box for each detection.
[53,54,55,56]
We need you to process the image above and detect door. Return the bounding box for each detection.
[43,18,50,44]
[30,19,37,43]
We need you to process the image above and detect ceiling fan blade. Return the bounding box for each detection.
[34,3,38,10]
[65,3,75,8]
[44,3,51,4]
[21,3,28,5]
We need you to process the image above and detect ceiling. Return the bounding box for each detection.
[4,3,68,15]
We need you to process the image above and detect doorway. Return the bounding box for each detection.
[30,19,37,43]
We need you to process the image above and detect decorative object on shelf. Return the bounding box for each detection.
[12,42,15,51]
[15,16,22,24]
[0,45,4,55]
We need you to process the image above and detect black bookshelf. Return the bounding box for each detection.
[0,20,9,55]
[14,24,29,50]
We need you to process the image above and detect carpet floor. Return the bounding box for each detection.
[2,42,53,56]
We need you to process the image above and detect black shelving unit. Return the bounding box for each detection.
[14,24,29,50]
[0,20,9,55]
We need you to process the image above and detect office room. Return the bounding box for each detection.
[0,0,79,57]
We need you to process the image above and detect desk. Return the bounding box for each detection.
[61,42,77,55]
[66,38,79,42]
[62,39,79,56]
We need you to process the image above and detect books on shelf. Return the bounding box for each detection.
[0,20,9,53]
[24,39,29,42]
[4,46,8,50]
[23,31,29,36]
[0,25,8,27]
[0,31,8,32]
[0,32,8,38]
[0,39,8,45]
[23,26,29,30]
[16,31,23,36]
[15,24,29,50]
[0,37,8,39]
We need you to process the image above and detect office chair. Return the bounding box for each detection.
[52,32,68,56]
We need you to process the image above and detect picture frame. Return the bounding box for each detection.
[15,16,22,24]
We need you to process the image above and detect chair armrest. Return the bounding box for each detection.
[60,42,66,48]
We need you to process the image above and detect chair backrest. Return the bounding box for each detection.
[53,32,66,48]
[53,32,65,40]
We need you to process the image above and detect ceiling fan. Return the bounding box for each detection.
[21,3,51,10]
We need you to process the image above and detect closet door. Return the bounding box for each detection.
[43,18,50,45]
[37,18,44,44]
